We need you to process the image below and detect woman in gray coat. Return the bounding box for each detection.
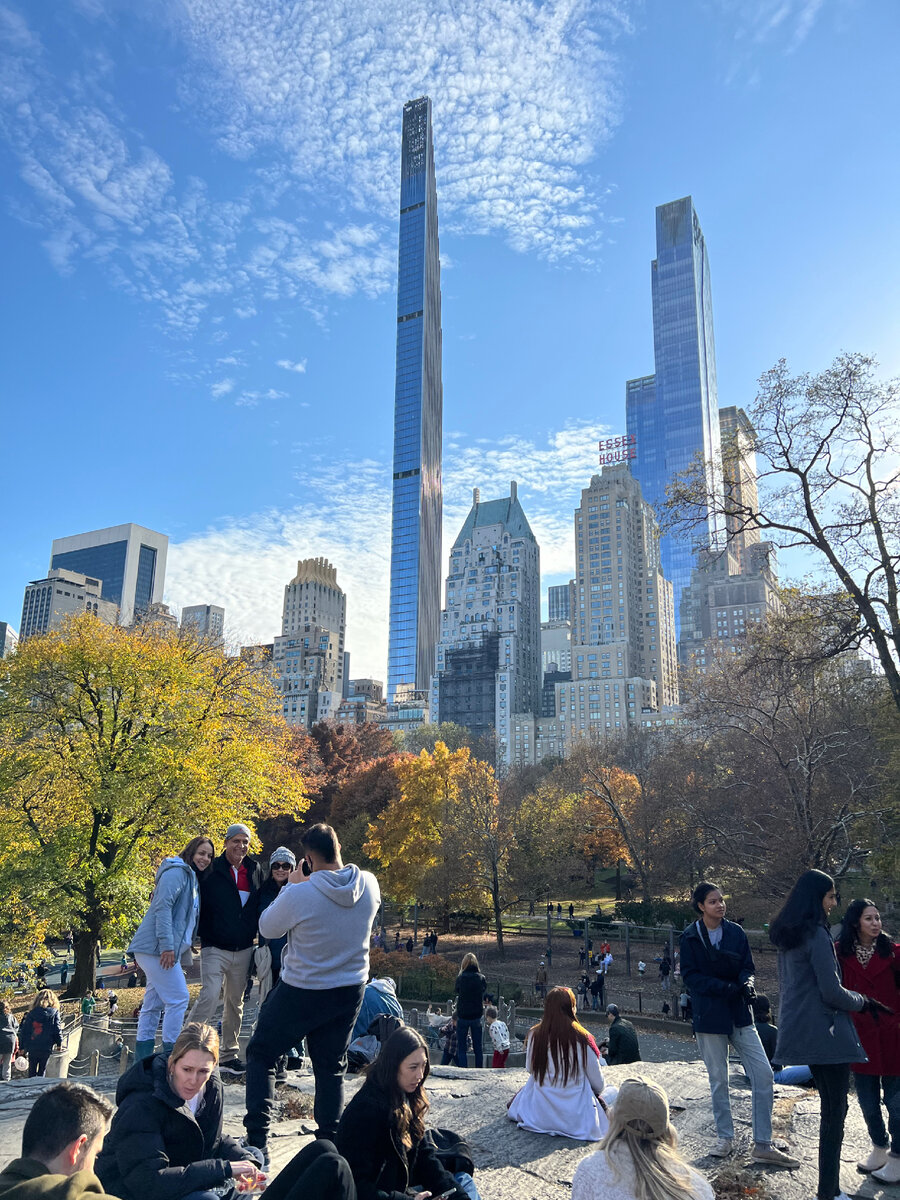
[770,870,890,1200]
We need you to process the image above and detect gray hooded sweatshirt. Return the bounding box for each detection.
[258,864,380,990]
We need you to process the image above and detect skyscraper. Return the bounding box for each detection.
[387,96,443,703]
[20,568,118,640]
[431,483,541,762]
[181,603,225,644]
[719,405,760,573]
[49,523,168,626]
[627,197,725,635]
[274,557,346,727]
[547,583,572,622]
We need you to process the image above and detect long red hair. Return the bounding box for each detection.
[527,986,594,1085]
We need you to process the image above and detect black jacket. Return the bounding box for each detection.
[454,966,487,1020]
[256,876,288,981]
[335,1082,466,1200]
[197,853,264,951]
[19,1007,62,1054]
[679,919,755,1035]
[94,1053,244,1200]
[606,1016,641,1065]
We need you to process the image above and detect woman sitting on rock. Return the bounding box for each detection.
[507,986,615,1141]
[571,1076,713,1200]
[337,1025,479,1199]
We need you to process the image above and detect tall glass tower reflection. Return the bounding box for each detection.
[626,196,724,637]
[387,97,443,702]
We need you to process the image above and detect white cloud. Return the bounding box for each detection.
[277,358,307,373]
[211,377,235,396]
[165,419,610,677]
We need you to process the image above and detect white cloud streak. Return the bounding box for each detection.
[277,358,307,373]
[165,419,610,677]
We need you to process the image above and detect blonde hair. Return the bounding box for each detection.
[460,952,480,972]
[600,1081,697,1200]
[35,989,59,1010]
[169,1021,219,1066]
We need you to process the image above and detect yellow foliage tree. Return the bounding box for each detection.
[0,614,307,994]
[365,742,493,932]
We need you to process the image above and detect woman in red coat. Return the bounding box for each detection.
[837,898,900,1184]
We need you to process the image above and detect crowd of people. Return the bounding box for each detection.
[4,850,900,1200]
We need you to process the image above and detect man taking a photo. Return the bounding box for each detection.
[243,823,380,1164]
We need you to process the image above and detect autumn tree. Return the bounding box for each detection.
[680,605,890,892]
[0,614,307,994]
[666,353,900,710]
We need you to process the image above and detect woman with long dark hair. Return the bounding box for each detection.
[507,986,613,1141]
[128,835,214,1060]
[836,898,900,1182]
[680,881,798,1166]
[770,870,890,1200]
[336,1026,478,1200]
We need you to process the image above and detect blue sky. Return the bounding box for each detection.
[2,0,898,678]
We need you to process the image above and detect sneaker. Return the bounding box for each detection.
[751,1144,801,1168]
[872,1153,900,1184]
[709,1138,734,1158]
[219,1058,246,1074]
[858,1145,890,1173]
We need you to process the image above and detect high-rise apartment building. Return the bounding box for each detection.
[679,541,780,670]
[431,483,541,762]
[541,620,572,676]
[49,523,167,626]
[719,405,760,573]
[275,557,346,727]
[547,583,572,622]
[387,96,443,703]
[0,622,17,657]
[181,604,225,643]
[20,568,118,640]
[627,197,725,635]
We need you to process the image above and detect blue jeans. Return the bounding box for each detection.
[455,1172,481,1199]
[774,1064,814,1085]
[696,1024,774,1144]
[854,1072,900,1154]
[456,1017,483,1067]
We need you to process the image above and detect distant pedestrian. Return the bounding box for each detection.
[439,1014,458,1066]
[529,899,535,916]
[0,1001,19,1081]
[107,991,119,1017]
[679,989,689,1020]
[535,960,548,1001]
[19,989,62,1077]
[547,901,553,916]
[405,936,414,954]
[659,954,672,992]
[638,960,647,978]
[568,904,575,920]
[578,947,586,968]
[59,962,68,989]
[545,945,553,967]
[590,973,604,1011]
[662,1001,671,1018]
[81,992,96,1015]
[557,903,562,918]
[486,1005,510,1068]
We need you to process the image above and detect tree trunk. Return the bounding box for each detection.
[491,859,505,957]
[70,930,99,998]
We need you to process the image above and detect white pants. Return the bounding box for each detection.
[134,952,190,1045]
[188,946,254,1057]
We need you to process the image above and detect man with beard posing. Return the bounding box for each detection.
[244,823,380,1166]
[187,824,263,1073]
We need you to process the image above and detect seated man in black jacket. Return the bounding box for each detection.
[187,824,263,1073]
[604,1004,642,1064]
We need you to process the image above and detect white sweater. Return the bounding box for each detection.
[572,1144,714,1200]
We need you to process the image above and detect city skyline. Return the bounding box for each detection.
[2,3,898,679]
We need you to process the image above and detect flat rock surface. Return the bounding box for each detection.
[2,1060,896,1199]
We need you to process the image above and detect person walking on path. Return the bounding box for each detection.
[571,1076,714,1200]
[129,834,213,1061]
[454,952,487,1067]
[680,881,798,1167]
[0,1001,19,1081]
[770,869,889,1200]
[659,954,672,993]
[188,823,263,1073]
[19,989,63,1078]
[535,960,548,1001]
[836,897,900,1183]
[243,822,380,1161]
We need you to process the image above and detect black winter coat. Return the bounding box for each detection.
[19,1006,62,1054]
[679,919,755,1035]
[454,966,487,1020]
[94,1053,244,1200]
[335,1082,466,1200]
[197,853,264,951]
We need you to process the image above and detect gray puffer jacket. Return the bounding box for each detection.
[774,925,867,1066]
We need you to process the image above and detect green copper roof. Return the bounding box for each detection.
[453,491,536,547]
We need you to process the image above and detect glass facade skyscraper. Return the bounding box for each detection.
[49,523,167,625]
[626,197,725,638]
[387,97,443,702]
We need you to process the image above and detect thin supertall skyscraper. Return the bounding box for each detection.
[387,96,443,703]
[627,196,725,637]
